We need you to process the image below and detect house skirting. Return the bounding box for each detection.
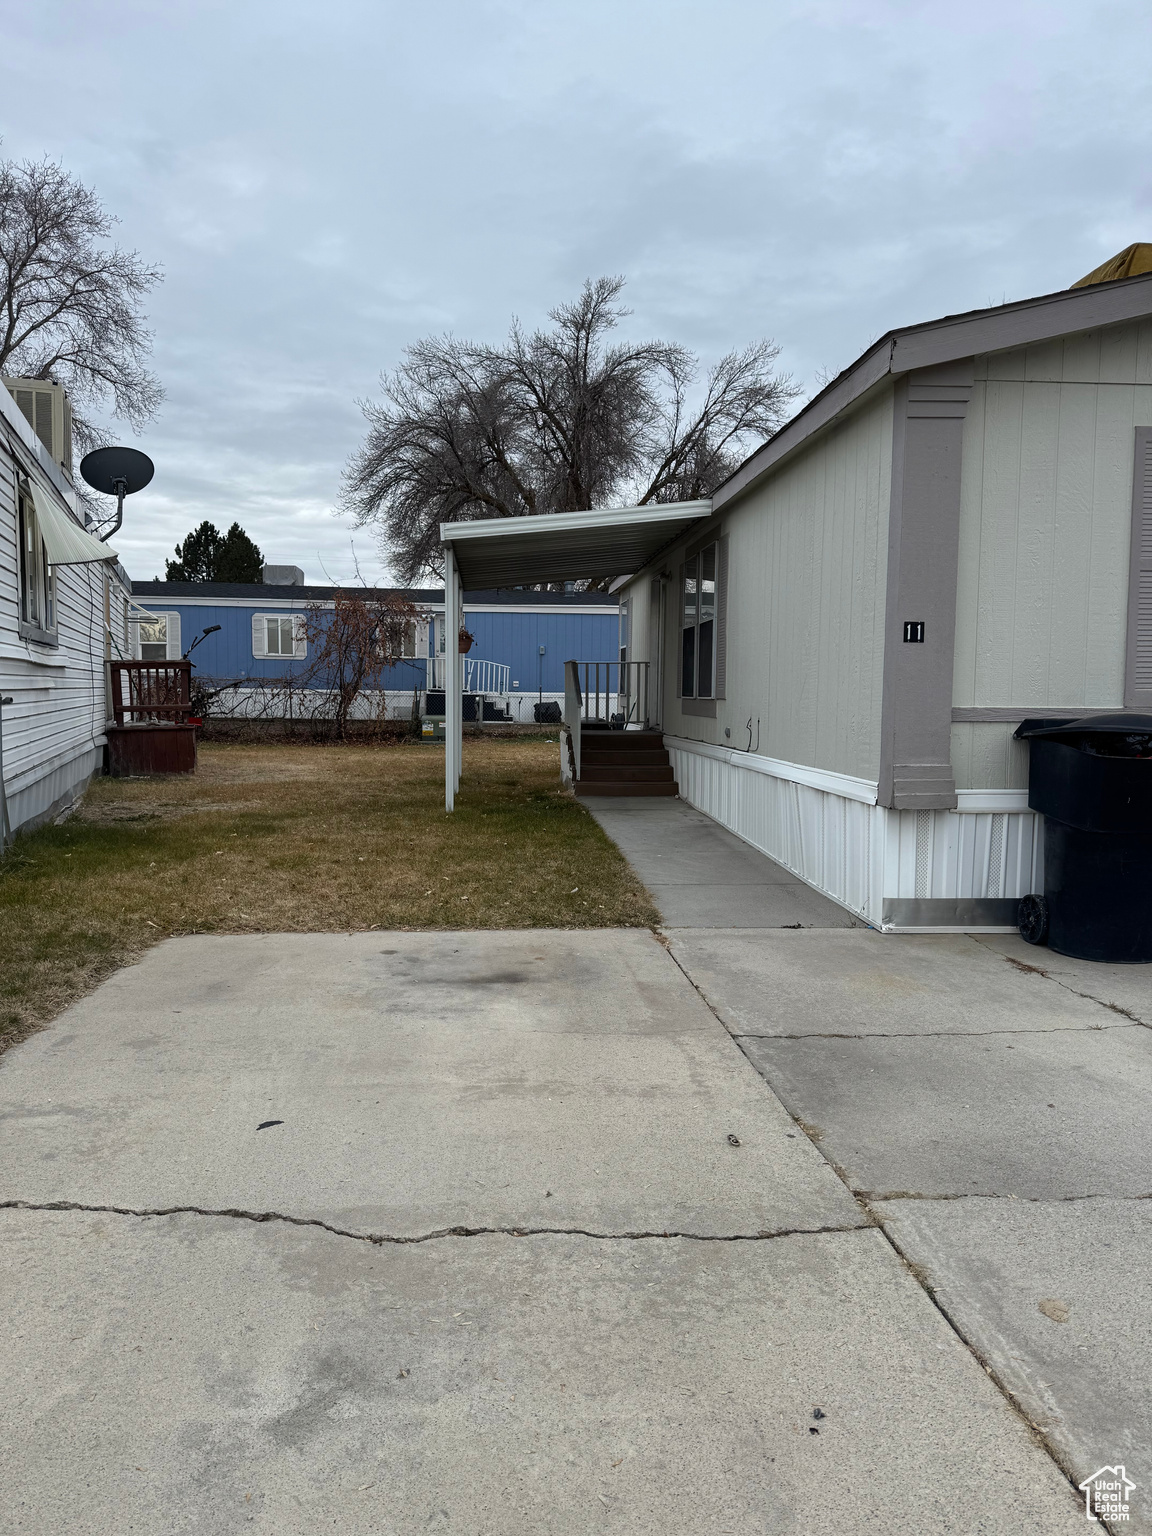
[664,735,1039,932]
[5,741,103,837]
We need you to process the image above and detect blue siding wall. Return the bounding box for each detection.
[464,610,618,692]
[163,602,618,692]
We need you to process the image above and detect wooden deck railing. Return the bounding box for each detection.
[109,661,193,726]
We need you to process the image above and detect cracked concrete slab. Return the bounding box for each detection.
[880,1196,1152,1532]
[0,1211,1085,1535]
[976,934,1152,1028]
[667,929,1111,1037]
[0,929,860,1238]
[739,1025,1152,1198]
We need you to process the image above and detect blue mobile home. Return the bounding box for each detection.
[129,579,620,721]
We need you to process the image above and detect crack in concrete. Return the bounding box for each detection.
[731,1023,1123,1041]
[863,1189,1152,1204]
[970,934,1152,1031]
[0,1199,866,1247]
[660,938,1118,1530]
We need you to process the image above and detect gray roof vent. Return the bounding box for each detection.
[261,563,305,586]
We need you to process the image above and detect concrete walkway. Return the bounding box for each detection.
[581,795,856,927]
[666,926,1152,1532]
[1,929,1088,1534]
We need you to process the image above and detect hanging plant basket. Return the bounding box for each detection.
[458,629,475,654]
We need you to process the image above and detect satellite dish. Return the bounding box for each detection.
[79,446,155,542]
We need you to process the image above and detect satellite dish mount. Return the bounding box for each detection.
[79,446,155,541]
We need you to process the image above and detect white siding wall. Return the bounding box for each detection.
[657,387,893,780]
[0,428,121,833]
[953,321,1152,788]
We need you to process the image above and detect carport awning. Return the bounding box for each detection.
[440,501,711,589]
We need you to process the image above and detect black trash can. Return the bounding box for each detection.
[1014,712,1152,962]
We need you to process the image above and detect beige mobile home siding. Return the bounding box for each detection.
[952,321,1152,788]
[662,388,893,781]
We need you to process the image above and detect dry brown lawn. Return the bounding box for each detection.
[0,737,658,1054]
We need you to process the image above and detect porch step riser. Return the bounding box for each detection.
[581,732,665,747]
[580,752,670,767]
[580,766,675,783]
[575,782,679,797]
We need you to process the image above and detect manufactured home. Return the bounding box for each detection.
[130,578,621,723]
[438,257,1152,931]
[0,380,132,837]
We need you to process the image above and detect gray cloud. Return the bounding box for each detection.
[3,0,1149,580]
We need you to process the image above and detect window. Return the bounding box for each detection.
[252,613,305,659]
[138,616,169,661]
[264,616,296,655]
[680,543,716,698]
[135,611,181,660]
[17,489,56,638]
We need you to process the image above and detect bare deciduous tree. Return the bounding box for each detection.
[296,591,424,740]
[343,276,799,581]
[0,155,163,448]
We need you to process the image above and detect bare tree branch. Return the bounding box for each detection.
[343,277,799,582]
[0,155,163,450]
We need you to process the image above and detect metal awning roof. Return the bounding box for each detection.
[439,501,711,589]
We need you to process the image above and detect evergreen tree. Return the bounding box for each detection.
[164,520,263,582]
[215,522,264,582]
[165,521,221,581]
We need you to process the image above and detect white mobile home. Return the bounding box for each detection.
[0,381,131,838]
[439,262,1152,931]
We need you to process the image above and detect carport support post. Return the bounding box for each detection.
[444,542,462,811]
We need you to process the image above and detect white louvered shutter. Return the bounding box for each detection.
[252,614,267,657]
[1126,428,1152,707]
[715,534,729,700]
[165,612,182,659]
[292,615,307,658]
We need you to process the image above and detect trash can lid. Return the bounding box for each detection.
[1014,711,1152,740]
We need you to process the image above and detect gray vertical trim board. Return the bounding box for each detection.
[878,360,974,810]
[675,561,684,698]
[1125,427,1152,708]
[715,534,729,700]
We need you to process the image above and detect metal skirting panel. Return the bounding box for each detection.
[6,744,101,836]
[882,898,1019,929]
[668,739,1043,932]
[884,805,1042,905]
[668,742,883,922]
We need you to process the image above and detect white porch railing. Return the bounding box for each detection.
[427,655,511,694]
[569,661,649,728]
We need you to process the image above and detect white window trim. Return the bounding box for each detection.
[16,485,57,644]
[136,611,182,661]
[252,612,307,660]
[679,542,718,700]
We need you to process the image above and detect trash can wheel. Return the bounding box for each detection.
[1017,893,1049,947]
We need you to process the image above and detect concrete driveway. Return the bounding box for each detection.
[1,928,1088,1534]
[670,926,1152,1533]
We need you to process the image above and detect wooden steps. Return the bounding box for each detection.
[574,730,679,798]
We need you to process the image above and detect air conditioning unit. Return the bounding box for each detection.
[2,377,73,475]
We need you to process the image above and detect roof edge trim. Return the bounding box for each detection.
[715,269,1152,512]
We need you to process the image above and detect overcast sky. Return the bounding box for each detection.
[4,0,1150,583]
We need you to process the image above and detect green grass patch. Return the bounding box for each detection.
[0,738,657,1055]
